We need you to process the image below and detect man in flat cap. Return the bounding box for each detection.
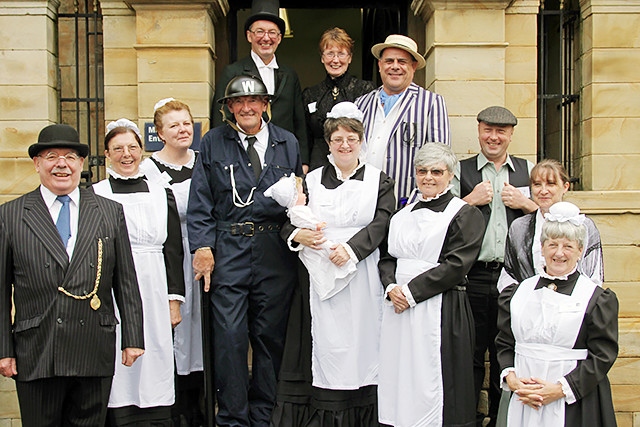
[355,34,450,207]
[453,106,538,427]
[0,124,144,425]
[212,0,309,172]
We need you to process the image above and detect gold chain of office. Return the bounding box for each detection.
[57,237,103,310]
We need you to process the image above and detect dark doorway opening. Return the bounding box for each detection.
[220,0,410,89]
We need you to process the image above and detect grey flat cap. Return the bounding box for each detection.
[477,106,518,126]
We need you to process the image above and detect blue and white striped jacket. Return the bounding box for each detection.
[355,83,450,206]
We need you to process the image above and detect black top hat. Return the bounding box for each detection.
[244,0,285,35]
[28,124,90,158]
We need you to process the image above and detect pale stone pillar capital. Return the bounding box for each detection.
[412,0,514,21]
[126,0,229,21]
[579,0,640,17]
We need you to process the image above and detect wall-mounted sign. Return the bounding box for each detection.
[144,122,202,152]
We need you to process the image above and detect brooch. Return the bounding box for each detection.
[546,283,557,291]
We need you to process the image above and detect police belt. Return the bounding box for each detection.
[217,221,281,237]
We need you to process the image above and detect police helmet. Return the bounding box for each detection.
[217,75,270,104]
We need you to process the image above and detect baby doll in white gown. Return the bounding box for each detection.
[264,175,357,300]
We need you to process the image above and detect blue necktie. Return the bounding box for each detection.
[56,195,71,248]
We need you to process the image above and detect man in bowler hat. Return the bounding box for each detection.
[0,124,144,426]
[212,0,309,172]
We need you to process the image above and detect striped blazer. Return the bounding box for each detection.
[0,188,144,381]
[355,83,450,205]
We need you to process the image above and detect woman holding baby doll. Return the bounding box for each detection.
[270,102,395,426]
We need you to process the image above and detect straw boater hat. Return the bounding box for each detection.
[244,0,286,35]
[371,34,426,70]
[28,124,89,158]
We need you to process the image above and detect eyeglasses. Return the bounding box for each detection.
[39,152,82,162]
[416,168,446,178]
[111,144,141,154]
[249,28,281,38]
[323,51,350,60]
[330,137,360,146]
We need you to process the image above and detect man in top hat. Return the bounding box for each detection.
[452,106,538,427]
[355,34,451,207]
[0,124,145,426]
[189,75,302,426]
[212,0,309,172]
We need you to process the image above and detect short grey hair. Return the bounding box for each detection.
[541,220,587,250]
[414,142,457,172]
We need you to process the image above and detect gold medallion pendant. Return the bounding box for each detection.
[90,294,101,310]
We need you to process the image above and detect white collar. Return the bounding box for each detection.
[151,149,195,170]
[236,120,268,141]
[40,184,80,208]
[251,50,279,69]
[106,167,146,180]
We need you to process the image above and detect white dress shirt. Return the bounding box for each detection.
[251,50,278,95]
[41,185,80,259]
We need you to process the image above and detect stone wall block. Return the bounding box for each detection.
[103,15,137,49]
[437,80,504,118]
[0,391,19,419]
[0,51,55,86]
[0,121,50,157]
[137,48,213,83]
[505,83,536,118]
[592,83,640,118]
[582,118,640,155]
[611,358,640,385]
[592,49,640,83]
[505,46,537,83]
[612,385,640,412]
[0,158,39,196]
[105,86,138,122]
[592,14,640,49]
[590,154,640,190]
[431,9,504,44]
[604,246,640,283]
[104,48,138,86]
[137,82,211,119]
[0,15,50,50]
[591,213,640,246]
[432,46,505,80]
[135,8,212,46]
[505,14,537,45]
[607,283,640,318]
[0,86,58,121]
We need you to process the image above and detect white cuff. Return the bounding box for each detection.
[168,294,185,303]
[342,243,358,263]
[558,377,576,404]
[287,228,303,252]
[401,284,417,308]
[500,367,516,391]
[384,283,398,306]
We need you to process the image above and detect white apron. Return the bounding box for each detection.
[141,157,203,375]
[93,179,175,408]
[378,197,465,427]
[306,165,384,389]
[507,274,596,427]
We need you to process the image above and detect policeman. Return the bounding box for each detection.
[188,75,303,426]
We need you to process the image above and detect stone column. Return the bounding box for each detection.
[102,0,228,135]
[412,0,539,160]
[0,0,61,204]
[578,0,640,191]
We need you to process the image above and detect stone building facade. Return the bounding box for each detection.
[1,0,639,425]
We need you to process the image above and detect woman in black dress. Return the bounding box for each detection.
[302,27,375,171]
[496,201,618,426]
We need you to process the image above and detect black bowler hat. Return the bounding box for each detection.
[244,0,286,36]
[28,124,90,158]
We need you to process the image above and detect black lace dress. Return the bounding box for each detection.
[302,73,375,170]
